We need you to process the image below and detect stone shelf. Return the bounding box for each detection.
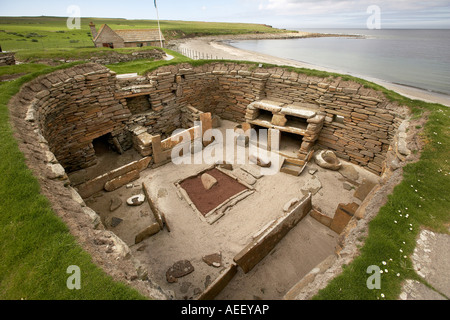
[247,118,307,136]
[245,100,325,163]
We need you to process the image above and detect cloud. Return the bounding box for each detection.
[257,0,450,16]
[251,0,450,27]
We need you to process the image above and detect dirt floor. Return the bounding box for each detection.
[79,119,380,300]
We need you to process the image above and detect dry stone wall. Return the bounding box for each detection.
[0,52,15,66]
[21,61,409,176]
[25,63,131,172]
[82,49,164,65]
[260,69,406,174]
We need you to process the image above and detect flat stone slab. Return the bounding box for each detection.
[281,104,317,119]
[126,194,146,206]
[250,100,283,113]
[109,197,123,212]
[330,202,359,234]
[104,169,140,192]
[202,252,222,268]
[233,168,257,185]
[166,260,195,283]
[301,176,322,195]
[411,229,450,298]
[110,217,123,228]
[240,165,264,179]
[354,179,377,201]
[135,223,161,244]
[400,280,447,300]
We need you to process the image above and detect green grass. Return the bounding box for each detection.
[106,48,191,74]
[0,16,289,52]
[0,63,49,77]
[0,64,147,300]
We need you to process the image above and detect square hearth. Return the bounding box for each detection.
[175,166,255,224]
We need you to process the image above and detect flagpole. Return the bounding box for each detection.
[154,0,163,48]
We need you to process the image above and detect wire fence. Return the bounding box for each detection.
[178,47,223,60]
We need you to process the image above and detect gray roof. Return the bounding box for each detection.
[114,29,165,43]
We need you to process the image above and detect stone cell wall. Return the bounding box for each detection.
[21,61,408,176]
[24,63,131,172]
[260,68,405,174]
[144,62,407,175]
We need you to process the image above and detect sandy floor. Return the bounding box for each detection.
[81,120,379,300]
[171,37,450,107]
[216,215,337,300]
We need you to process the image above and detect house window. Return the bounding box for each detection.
[137,43,143,47]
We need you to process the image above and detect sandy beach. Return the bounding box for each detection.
[169,34,450,107]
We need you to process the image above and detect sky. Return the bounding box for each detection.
[1,0,450,29]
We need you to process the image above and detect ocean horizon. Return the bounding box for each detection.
[228,28,450,96]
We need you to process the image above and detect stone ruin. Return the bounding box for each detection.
[9,61,413,300]
[0,52,16,66]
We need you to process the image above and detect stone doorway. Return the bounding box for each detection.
[93,133,115,157]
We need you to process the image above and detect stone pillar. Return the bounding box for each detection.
[298,114,325,160]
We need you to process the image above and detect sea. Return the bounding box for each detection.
[228,29,450,96]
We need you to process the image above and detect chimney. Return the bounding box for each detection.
[89,22,97,39]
